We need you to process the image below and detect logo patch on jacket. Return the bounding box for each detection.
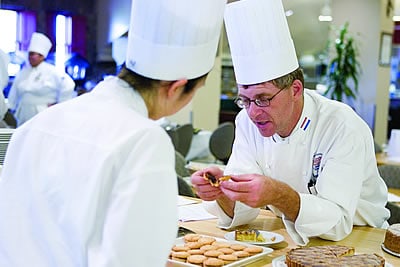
[308,153,322,194]
[312,153,322,178]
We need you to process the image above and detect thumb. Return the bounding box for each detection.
[228,173,252,182]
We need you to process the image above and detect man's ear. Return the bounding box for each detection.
[292,79,303,98]
[166,79,188,98]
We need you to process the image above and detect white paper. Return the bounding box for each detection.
[177,195,198,206]
[178,203,217,222]
[388,192,400,202]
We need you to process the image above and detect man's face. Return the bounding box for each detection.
[237,82,295,137]
[28,52,44,67]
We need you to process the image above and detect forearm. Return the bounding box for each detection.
[216,194,236,218]
[270,179,300,222]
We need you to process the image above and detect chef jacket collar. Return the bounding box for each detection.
[272,90,314,144]
[101,76,149,118]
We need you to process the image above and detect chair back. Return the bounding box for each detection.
[209,122,235,164]
[175,150,190,178]
[167,124,194,158]
[0,128,15,165]
[378,164,400,224]
[175,150,195,197]
[378,164,400,189]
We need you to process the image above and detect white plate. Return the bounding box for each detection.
[272,255,394,267]
[224,230,284,245]
[382,243,400,258]
[167,235,273,267]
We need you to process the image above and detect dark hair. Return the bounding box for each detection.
[117,65,208,95]
[271,67,304,89]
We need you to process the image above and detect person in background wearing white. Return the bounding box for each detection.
[0,0,226,266]
[191,0,389,246]
[0,49,10,126]
[7,32,75,127]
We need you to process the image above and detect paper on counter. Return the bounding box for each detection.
[388,192,400,202]
[177,195,198,206]
[178,203,217,222]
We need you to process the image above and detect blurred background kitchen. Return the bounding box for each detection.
[0,0,399,148]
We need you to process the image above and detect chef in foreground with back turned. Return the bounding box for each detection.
[0,0,227,266]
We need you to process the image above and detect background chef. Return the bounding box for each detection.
[7,32,75,127]
[191,0,389,245]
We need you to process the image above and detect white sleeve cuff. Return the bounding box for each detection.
[203,201,259,229]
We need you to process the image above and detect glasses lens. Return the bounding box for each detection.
[256,97,270,107]
[234,98,247,108]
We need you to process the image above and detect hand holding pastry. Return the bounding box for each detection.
[190,167,227,201]
[203,172,231,187]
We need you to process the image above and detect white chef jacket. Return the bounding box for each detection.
[204,89,389,245]
[0,76,178,267]
[7,61,76,127]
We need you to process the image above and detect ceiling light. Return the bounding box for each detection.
[319,0,332,22]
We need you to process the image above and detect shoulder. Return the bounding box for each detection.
[305,89,366,126]
[305,90,371,140]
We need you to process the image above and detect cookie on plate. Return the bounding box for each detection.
[218,254,238,264]
[184,233,201,242]
[244,246,264,255]
[187,254,207,266]
[217,247,235,254]
[171,245,190,252]
[170,251,190,262]
[230,243,247,251]
[203,257,225,267]
[233,250,250,258]
[204,249,224,258]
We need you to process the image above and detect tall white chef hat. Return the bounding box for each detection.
[126,0,227,81]
[224,0,299,85]
[28,32,52,58]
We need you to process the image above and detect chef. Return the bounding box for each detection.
[7,32,75,127]
[0,0,226,266]
[191,0,389,245]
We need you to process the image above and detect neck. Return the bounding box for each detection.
[279,97,304,138]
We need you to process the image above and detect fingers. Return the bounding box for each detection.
[191,167,225,201]
[191,167,224,186]
[227,174,252,182]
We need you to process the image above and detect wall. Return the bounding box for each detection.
[376,0,395,144]
[330,0,391,145]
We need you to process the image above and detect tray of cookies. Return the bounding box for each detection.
[167,233,273,267]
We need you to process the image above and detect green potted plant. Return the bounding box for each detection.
[324,22,361,102]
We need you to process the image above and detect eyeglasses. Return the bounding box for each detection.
[234,88,285,109]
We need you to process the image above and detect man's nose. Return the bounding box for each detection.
[247,102,263,118]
